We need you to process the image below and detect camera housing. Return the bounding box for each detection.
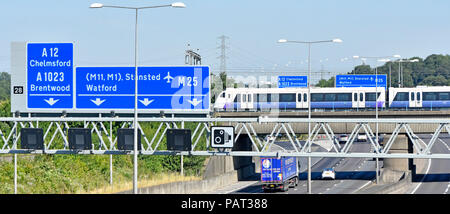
[211,126,234,148]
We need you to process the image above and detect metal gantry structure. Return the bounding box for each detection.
[2,115,450,194]
[0,116,449,159]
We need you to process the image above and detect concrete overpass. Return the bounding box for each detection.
[227,120,448,134]
[216,110,450,119]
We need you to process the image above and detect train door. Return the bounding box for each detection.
[416,90,423,108]
[302,92,308,109]
[234,94,241,111]
[296,93,302,109]
[247,93,254,110]
[352,91,365,108]
[409,89,422,108]
[296,93,308,109]
[240,93,254,110]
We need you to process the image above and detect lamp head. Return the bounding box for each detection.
[393,54,401,58]
[278,39,288,43]
[378,58,391,62]
[90,3,104,8]
[332,38,343,43]
[171,2,186,8]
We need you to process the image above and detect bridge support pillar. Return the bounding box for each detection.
[381,134,411,183]
[233,134,256,180]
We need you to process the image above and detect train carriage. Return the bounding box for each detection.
[389,86,450,110]
[214,86,386,111]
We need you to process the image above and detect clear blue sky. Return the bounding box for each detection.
[1,0,450,82]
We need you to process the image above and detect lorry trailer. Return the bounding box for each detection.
[261,156,299,192]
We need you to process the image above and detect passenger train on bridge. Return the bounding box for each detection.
[213,86,450,111]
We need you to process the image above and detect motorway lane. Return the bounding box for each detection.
[410,134,450,194]
[232,140,376,194]
[293,142,375,194]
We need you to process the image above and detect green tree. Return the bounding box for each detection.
[0,72,11,101]
[351,64,373,74]
[316,77,335,87]
[420,75,448,86]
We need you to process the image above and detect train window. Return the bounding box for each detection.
[297,94,302,102]
[248,94,253,102]
[270,94,279,102]
[365,92,381,101]
[311,93,323,102]
[417,92,421,101]
[439,92,450,100]
[235,94,241,103]
[304,93,307,102]
[410,92,415,101]
[243,94,247,102]
[258,94,268,102]
[337,93,352,102]
[228,94,231,99]
[423,92,437,101]
[354,93,357,102]
[280,93,296,102]
[393,92,408,101]
[324,93,336,102]
[359,93,363,102]
[220,92,225,98]
[267,94,272,103]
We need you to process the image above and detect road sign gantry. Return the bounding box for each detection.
[11,42,211,114]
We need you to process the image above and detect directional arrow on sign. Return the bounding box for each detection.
[139,98,154,106]
[90,98,106,106]
[188,98,202,107]
[44,98,59,106]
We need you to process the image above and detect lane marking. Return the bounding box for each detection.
[410,134,433,194]
[437,138,450,194]
[437,138,450,151]
[353,181,372,193]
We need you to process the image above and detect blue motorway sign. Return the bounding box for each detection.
[27,43,73,109]
[336,74,387,89]
[278,76,308,88]
[75,66,210,110]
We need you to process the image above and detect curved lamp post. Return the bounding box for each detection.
[278,38,342,194]
[90,2,186,194]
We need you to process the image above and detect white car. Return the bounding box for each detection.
[357,133,367,142]
[321,168,336,180]
[338,134,349,143]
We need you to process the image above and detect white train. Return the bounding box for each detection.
[214,87,386,111]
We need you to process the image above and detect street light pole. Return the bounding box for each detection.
[278,38,342,194]
[307,43,311,194]
[353,55,398,184]
[396,58,419,88]
[90,2,186,194]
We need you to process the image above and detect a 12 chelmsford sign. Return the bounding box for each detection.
[27,43,74,109]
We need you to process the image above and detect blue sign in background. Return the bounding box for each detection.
[76,66,210,110]
[27,43,73,109]
[278,76,308,88]
[336,74,387,89]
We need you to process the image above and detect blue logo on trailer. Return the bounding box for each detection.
[278,76,308,88]
[27,43,73,109]
[336,74,387,89]
[75,66,210,110]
